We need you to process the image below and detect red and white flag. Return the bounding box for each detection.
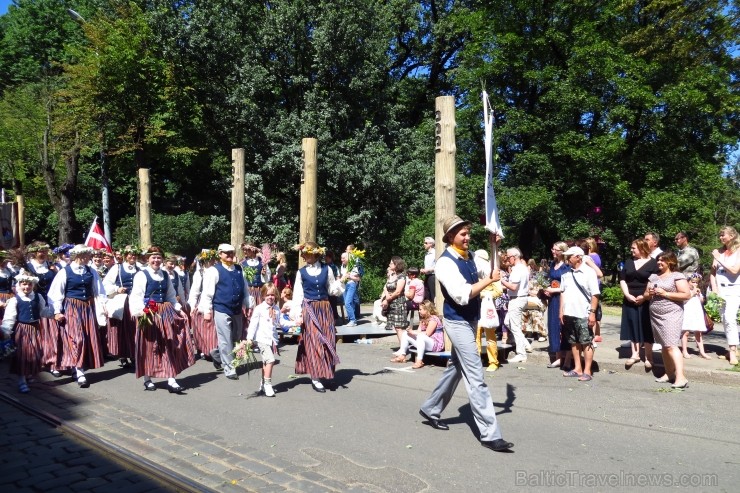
[84,217,112,253]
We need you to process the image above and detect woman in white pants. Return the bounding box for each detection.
[710,226,740,365]
[391,300,444,368]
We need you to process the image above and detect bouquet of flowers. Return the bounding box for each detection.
[704,292,740,323]
[138,298,158,329]
[261,243,275,264]
[231,339,258,376]
[532,271,551,300]
[347,248,366,275]
[242,266,257,284]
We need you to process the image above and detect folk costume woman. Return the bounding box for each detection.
[47,245,108,388]
[0,249,16,322]
[1,271,53,393]
[102,245,140,367]
[24,242,64,376]
[292,242,343,393]
[129,246,195,393]
[188,249,218,358]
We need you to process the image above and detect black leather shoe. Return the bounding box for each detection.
[311,382,326,393]
[213,360,223,371]
[167,383,185,394]
[480,439,514,452]
[419,410,449,430]
[143,380,156,391]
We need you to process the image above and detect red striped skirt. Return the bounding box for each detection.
[295,299,340,379]
[107,297,136,359]
[11,321,44,376]
[59,297,105,370]
[191,308,218,354]
[135,302,195,379]
[40,318,67,370]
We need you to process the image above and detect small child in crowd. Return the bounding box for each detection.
[681,273,712,360]
[1,271,53,393]
[390,300,444,369]
[279,287,301,335]
[246,283,281,397]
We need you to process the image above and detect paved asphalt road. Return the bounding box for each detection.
[3,326,738,492]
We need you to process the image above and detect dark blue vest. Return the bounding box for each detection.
[116,265,139,293]
[299,265,329,300]
[243,259,263,287]
[167,270,180,293]
[25,262,56,297]
[15,293,41,323]
[64,265,94,300]
[213,263,245,315]
[439,250,481,323]
[143,270,170,303]
[0,272,11,293]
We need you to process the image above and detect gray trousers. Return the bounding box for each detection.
[211,311,242,376]
[420,317,503,442]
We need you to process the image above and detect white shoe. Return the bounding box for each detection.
[263,383,275,397]
[509,354,527,363]
[525,345,533,353]
[257,380,264,394]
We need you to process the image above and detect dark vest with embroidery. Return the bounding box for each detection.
[299,265,329,300]
[64,265,94,301]
[143,270,170,303]
[15,293,41,323]
[117,265,139,293]
[213,263,245,315]
[439,250,481,323]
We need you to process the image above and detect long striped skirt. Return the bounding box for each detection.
[59,298,105,370]
[295,299,340,379]
[135,302,195,379]
[11,321,44,377]
[191,308,218,354]
[107,298,136,359]
[40,318,66,370]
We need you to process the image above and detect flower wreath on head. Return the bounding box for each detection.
[69,245,94,257]
[26,243,51,254]
[293,243,326,256]
[197,249,219,262]
[15,270,39,284]
[121,245,140,256]
[52,243,75,255]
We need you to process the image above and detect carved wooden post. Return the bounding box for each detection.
[299,138,318,268]
[16,194,25,247]
[435,96,456,350]
[138,168,152,248]
[231,148,246,251]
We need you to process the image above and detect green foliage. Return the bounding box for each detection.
[359,266,388,302]
[600,285,624,307]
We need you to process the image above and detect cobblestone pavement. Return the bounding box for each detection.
[0,397,175,493]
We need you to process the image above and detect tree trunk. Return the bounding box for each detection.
[58,132,82,244]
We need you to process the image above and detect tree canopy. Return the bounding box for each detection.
[0,0,738,273]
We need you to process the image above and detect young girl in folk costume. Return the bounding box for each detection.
[292,242,343,392]
[390,300,445,369]
[188,249,219,359]
[24,242,64,377]
[164,255,186,308]
[47,245,108,388]
[1,272,54,393]
[102,245,140,368]
[681,273,712,359]
[129,246,195,393]
[246,283,281,397]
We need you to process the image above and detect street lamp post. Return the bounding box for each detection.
[67,8,112,244]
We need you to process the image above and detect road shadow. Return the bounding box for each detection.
[448,382,517,437]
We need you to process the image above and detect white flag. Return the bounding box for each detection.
[483,91,503,237]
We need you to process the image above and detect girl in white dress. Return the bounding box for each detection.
[681,273,711,359]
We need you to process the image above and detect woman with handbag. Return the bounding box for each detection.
[103,245,140,368]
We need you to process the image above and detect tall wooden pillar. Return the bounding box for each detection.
[435,96,457,350]
[231,148,246,250]
[138,168,152,248]
[16,195,25,247]
[299,138,318,268]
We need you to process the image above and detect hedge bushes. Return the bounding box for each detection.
[600,285,624,306]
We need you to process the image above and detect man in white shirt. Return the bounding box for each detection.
[645,232,663,259]
[499,248,530,362]
[421,237,436,301]
[559,246,600,381]
[199,244,251,380]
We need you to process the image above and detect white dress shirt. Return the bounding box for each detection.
[435,247,489,307]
